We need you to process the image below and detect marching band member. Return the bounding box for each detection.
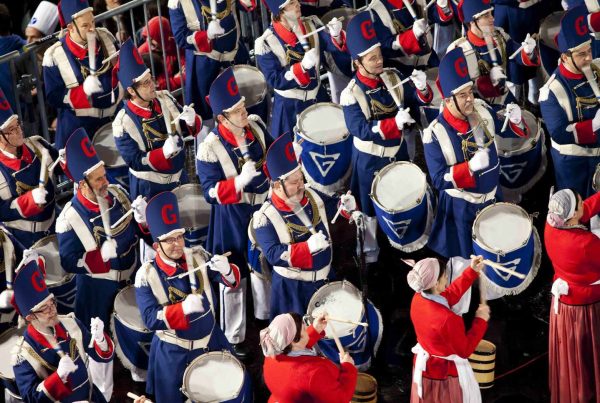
[0,225,22,333]
[545,189,600,403]
[43,0,121,149]
[261,312,358,402]
[113,39,201,200]
[341,12,433,263]
[448,0,540,105]
[255,0,349,136]
[134,191,248,402]
[539,5,600,198]
[12,256,115,402]
[408,256,489,403]
[196,67,273,357]
[252,134,356,318]
[0,89,57,248]
[56,128,141,329]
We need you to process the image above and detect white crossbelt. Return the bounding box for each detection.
[274,86,320,102]
[240,191,269,206]
[273,265,330,282]
[4,211,55,233]
[445,187,497,204]
[155,329,211,350]
[353,137,400,158]
[73,102,120,119]
[129,168,182,184]
[87,261,136,282]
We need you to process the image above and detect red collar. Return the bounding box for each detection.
[155,252,187,277]
[273,20,306,46]
[386,0,407,10]
[217,124,255,147]
[356,70,382,89]
[27,323,68,350]
[559,62,584,80]
[0,145,33,171]
[443,106,470,134]
[76,189,112,213]
[271,191,308,212]
[65,33,92,60]
[467,29,494,48]
[127,99,162,119]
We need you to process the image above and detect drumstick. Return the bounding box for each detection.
[481,26,499,66]
[296,17,346,41]
[402,0,418,20]
[479,275,487,306]
[469,255,527,279]
[102,50,120,65]
[127,392,153,403]
[424,0,436,10]
[508,34,538,60]
[96,193,113,241]
[183,247,198,292]
[170,103,195,124]
[311,312,368,327]
[87,32,97,75]
[380,72,404,109]
[331,191,351,224]
[327,321,345,355]
[38,152,49,191]
[501,103,516,132]
[209,0,218,20]
[167,251,232,280]
[285,198,318,235]
[582,65,600,102]
[110,208,134,229]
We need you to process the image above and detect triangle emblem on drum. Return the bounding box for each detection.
[382,217,411,239]
[500,162,528,184]
[309,151,340,177]
[493,258,522,281]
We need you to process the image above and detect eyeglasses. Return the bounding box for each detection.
[1,122,22,137]
[32,299,57,316]
[137,78,155,89]
[160,234,184,245]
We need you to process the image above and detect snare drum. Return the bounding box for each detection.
[31,235,76,315]
[294,103,352,194]
[495,109,547,199]
[92,123,129,191]
[307,281,383,371]
[0,327,24,400]
[181,351,251,402]
[370,162,435,253]
[172,184,211,248]
[538,11,563,81]
[110,286,153,374]
[232,65,269,123]
[472,203,541,300]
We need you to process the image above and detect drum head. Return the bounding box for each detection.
[31,235,66,285]
[114,286,146,330]
[473,203,532,254]
[495,110,540,153]
[296,103,348,144]
[0,327,24,381]
[92,123,126,168]
[320,8,357,31]
[307,281,363,337]
[371,162,427,212]
[172,184,211,230]
[183,352,245,401]
[539,11,563,51]
[232,65,267,108]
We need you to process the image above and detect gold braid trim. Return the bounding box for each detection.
[201,0,232,21]
[92,186,133,245]
[237,126,266,171]
[285,192,321,241]
[80,45,112,79]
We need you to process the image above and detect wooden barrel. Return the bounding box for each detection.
[352,372,377,403]
[468,340,496,389]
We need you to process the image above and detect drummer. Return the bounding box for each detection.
[261,312,358,401]
[0,89,58,248]
[0,226,23,333]
[252,134,356,318]
[539,5,600,198]
[408,255,490,402]
[134,190,247,402]
[341,12,433,264]
[196,67,273,358]
[113,39,201,201]
[545,189,600,402]
[11,255,115,402]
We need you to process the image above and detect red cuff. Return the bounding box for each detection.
[240,0,257,12]
[398,30,422,55]
[521,48,540,67]
[574,120,598,144]
[148,148,174,171]
[216,178,241,204]
[590,12,600,32]
[138,222,150,235]
[476,75,503,98]
[452,161,476,189]
[83,249,111,274]
[306,324,325,348]
[291,63,311,87]
[43,372,73,401]
[164,303,190,330]
[93,332,114,359]
[331,31,348,52]
[221,263,241,289]
[436,5,453,22]
[15,191,45,217]
[290,242,313,269]
[509,120,528,138]
[193,31,213,53]
[69,85,92,109]
[186,116,202,137]
[417,85,434,103]
[377,117,401,140]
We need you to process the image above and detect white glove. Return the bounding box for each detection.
[327,17,343,38]
[489,66,507,86]
[436,0,448,8]
[182,293,205,315]
[395,107,416,130]
[208,254,230,275]
[207,20,225,40]
[592,108,600,132]
[31,187,48,204]
[410,69,428,91]
[307,230,329,254]
[340,193,357,212]
[162,135,182,159]
[22,248,39,264]
[58,148,66,164]
[0,289,14,309]
[83,74,103,96]
[57,356,78,382]
[468,149,490,173]
[90,317,105,343]
[100,238,118,262]
[412,18,427,39]
[521,33,536,55]
[234,160,261,192]
[180,105,197,127]
[350,210,363,224]
[131,195,147,224]
[506,103,522,125]
[301,48,319,71]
